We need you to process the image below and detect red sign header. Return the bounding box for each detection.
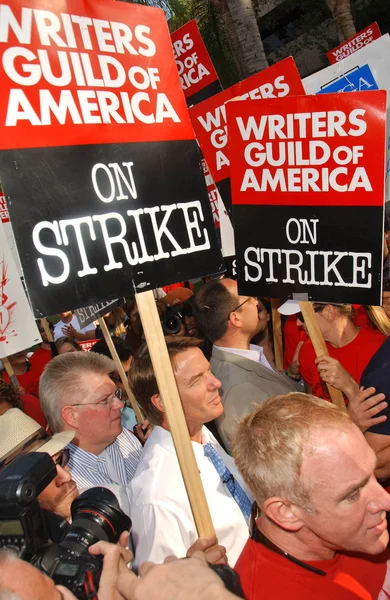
[227,90,386,207]
[189,57,304,184]
[326,22,381,64]
[171,20,219,100]
[0,0,194,149]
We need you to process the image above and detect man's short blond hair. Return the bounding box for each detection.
[40,351,115,433]
[233,393,352,509]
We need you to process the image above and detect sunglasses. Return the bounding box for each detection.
[53,447,70,469]
[296,306,323,324]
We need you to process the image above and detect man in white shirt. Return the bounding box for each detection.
[129,336,252,567]
[53,310,96,341]
[39,351,143,515]
[193,279,304,452]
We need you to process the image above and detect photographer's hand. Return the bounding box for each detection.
[74,531,133,600]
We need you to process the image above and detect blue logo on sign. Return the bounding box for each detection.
[317,64,379,94]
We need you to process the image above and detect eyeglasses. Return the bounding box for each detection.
[71,388,124,408]
[228,297,251,320]
[296,306,323,324]
[52,447,70,468]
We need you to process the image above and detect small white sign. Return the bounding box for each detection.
[0,221,41,359]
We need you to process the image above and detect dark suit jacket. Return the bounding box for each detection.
[211,346,304,453]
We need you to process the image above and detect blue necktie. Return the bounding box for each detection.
[203,443,252,522]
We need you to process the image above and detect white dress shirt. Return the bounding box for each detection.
[67,428,143,515]
[53,314,96,341]
[216,343,274,371]
[129,426,252,568]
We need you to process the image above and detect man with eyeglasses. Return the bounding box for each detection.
[0,408,78,520]
[193,279,303,453]
[39,352,143,517]
[233,393,390,600]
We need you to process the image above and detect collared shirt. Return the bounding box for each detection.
[216,343,274,372]
[129,426,252,568]
[67,428,142,515]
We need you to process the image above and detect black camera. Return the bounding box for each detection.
[161,304,184,335]
[0,452,130,600]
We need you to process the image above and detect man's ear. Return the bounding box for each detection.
[151,394,165,414]
[263,497,305,532]
[322,304,336,322]
[61,405,79,429]
[228,310,243,330]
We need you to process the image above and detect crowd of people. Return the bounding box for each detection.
[2,278,390,599]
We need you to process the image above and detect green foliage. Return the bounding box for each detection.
[189,0,240,88]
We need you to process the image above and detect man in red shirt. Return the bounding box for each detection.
[234,393,390,600]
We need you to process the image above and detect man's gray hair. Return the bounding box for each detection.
[39,351,115,433]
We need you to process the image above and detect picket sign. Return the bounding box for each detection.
[326,22,381,64]
[137,290,215,537]
[0,0,222,542]
[298,302,346,411]
[97,317,144,424]
[270,299,283,371]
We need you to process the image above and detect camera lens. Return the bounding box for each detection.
[59,487,131,554]
[162,306,184,335]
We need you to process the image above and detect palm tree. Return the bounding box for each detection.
[326,0,356,43]
[209,0,268,78]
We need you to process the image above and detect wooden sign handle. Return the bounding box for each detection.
[136,290,215,538]
[298,302,346,411]
[3,357,19,389]
[270,299,283,371]
[40,318,53,343]
[98,317,144,424]
[40,318,58,357]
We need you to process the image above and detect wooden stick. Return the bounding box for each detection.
[298,301,346,411]
[40,318,58,357]
[97,317,144,424]
[271,299,283,371]
[137,290,215,538]
[3,357,19,389]
[40,318,53,342]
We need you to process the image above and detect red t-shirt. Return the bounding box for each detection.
[299,327,385,402]
[29,347,52,373]
[20,392,47,428]
[2,360,46,398]
[235,538,389,600]
[283,315,308,369]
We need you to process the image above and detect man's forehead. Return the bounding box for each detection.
[173,348,207,376]
[80,370,114,392]
[302,425,376,487]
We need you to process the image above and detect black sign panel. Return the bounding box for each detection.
[2,140,223,317]
[234,205,383,304]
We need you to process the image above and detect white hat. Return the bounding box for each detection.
[278,300,300,316]
[0,408,75,468]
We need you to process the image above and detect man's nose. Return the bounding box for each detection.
[208,373,221,390]
[111,396,124,410]
[55,464,72,485]
[369,479,390,513]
